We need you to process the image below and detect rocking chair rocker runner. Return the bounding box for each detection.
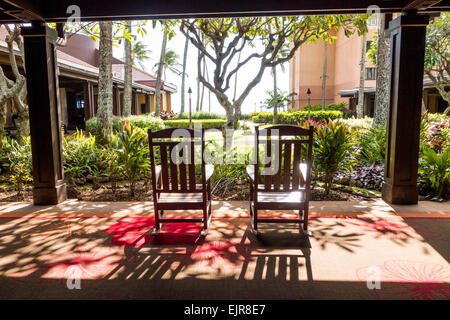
[148,128,214,237]
[247,125,314,236]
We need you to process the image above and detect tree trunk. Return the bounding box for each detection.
[155,27,168,117]
[205,61,211,112]
[357,33,367,119]
[180,35,189,114]
[233,48,242,102]
[97,21,114,145]
[200,57,206,111]
[0,102,6,151]
[196,48,201,112]
[123,23,133,117]
[273,65,279,124]
[0,25,29,141]
[321,41,328,111]
[373,15,391,128]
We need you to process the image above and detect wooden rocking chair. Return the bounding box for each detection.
[148,128,214,237]
[246,125,314,236]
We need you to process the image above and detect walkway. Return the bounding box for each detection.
[0,200,448,299]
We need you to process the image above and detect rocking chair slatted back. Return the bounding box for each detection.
[254,125,314,193]
[148,128,205,193]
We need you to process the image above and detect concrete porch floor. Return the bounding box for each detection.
[0,199,448,299]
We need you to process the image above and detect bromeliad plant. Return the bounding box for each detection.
[313,119,356,195]
[114,121,149,197]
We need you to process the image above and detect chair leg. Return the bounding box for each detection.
[302,209,312,237]
[252,207,260,236]
[152,206,160,236]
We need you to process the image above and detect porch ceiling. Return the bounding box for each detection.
[1,0,450,23]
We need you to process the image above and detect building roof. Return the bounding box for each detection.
[0,27,176,94]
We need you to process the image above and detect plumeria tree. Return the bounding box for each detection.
[180,16,368,145]
[0,24,29,144]
[424,12,450,115]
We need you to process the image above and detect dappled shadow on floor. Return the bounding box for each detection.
[0,214,448,299]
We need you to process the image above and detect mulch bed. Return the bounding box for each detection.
[0,180,375,203]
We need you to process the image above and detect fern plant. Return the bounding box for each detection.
[419,147,450,200]
[357,125,386,164]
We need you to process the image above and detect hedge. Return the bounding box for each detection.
[251,110,344,124]
[177,111,226,120]
[86,115,165,136]
[164,119,227,129]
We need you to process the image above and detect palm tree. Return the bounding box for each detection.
[123,22,133,117]
[270,47,289,124]
[132,41,151,70]
[153,49,182,82]
[97,21,114,145]
[321,41,328,110]
[154,27,168,117]
[180,35,189,113]
[357,32,367,119]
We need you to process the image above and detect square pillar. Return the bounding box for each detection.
[83,81,94,120]
[145,94,151,114]
[22,22,67,205]
[113,85,121,116]
[132,90,138,115]
[382,12,429,204]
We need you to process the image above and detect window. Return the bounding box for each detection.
[365,67,377,80]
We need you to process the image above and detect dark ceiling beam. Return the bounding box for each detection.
[1,0,450,22]
[5,0,408,22]
[0,0,43,22]
[403,0,443,10]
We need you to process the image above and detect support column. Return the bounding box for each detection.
[83,81,94,120]
[382,12,429,205]
[132,90,138,115]
[145,94,151,114]
[113,86,121,116]
[22,22,67,205]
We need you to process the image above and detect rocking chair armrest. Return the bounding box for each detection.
[246,165,256,183]
[205,164,214,182]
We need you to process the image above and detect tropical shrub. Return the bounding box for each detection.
[6,137,33,195]
[114,122,150,196]
[86,115,165,136]
[313,119,356,195]
[421,118,450,153]
[251,110,343,124]
[425,112,450,123]
[164,119,227,129]
[63,130,108,180]
[418,147,450,200]
[103,148,123,194]
[356,125,386,164]
[305,102,347,112]
[177,111,226,120]
[335,163,384,191]
[335,116,373,135]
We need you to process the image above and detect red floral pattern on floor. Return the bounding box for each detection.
[104,217,204,247]
[356,260,450,300]
[340,217,442,240]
